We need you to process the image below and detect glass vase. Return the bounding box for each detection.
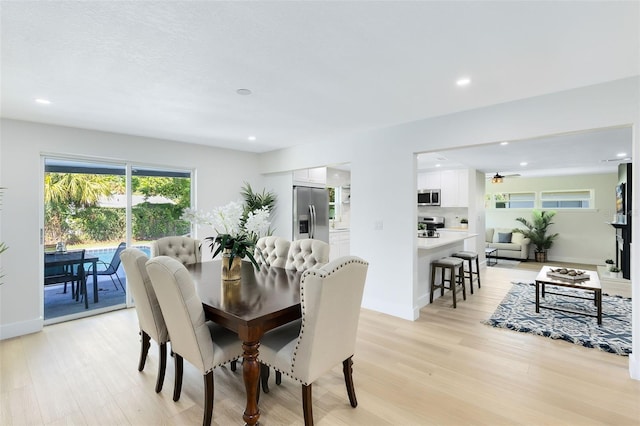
[221,249,242,281]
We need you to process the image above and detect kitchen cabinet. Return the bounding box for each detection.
[293,167,326,187]
[329,230,350,261]
[417,169,469,206]
[439,169,469,207]
[417,171,441,190]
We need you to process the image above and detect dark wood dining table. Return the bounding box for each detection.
[44,251,99,309]
[188,260,303,426]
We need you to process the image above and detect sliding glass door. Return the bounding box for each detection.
[43,157,192,324]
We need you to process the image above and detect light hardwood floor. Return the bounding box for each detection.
[2,266,638,425]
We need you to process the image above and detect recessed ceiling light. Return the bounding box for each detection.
[617,152,627,157]
[435,164,441,167]
[236,88,252,96]
[456,78,471,86]
[35,98,51,104]
[500,141,509,146]
[520,162,528,166]
[248,136,256,141]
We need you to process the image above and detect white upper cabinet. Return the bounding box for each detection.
[293,167,326,187]
[440,169,468,207]
[417,171,441,190]
[417,169,469,206]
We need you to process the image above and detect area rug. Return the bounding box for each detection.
[483,282,632,356]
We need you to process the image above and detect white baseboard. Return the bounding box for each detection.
[0,317,43,340]
[629,353,640,381]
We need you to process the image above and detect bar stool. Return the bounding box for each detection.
[430,257,466,308]
[452,251,481,294]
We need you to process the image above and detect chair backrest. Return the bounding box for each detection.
[145,256,214,374]
[290,256,368,384]
[285,239,330,271]
[120,248,169,345]
[150,236,201,265]
[107,242,127,272]
[254,236,291,268]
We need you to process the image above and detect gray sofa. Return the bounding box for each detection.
[485,228,530,260]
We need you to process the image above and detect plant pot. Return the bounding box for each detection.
[534,251,547,262]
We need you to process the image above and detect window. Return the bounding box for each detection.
[492,192,535,209]
[540,190,592,209]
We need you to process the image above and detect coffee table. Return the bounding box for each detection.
[485,247,497,266]
[534,265,602,325]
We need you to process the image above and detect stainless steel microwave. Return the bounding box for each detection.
[418,189,440,206]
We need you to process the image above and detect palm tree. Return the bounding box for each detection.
[44,173,113,244]
[513,210,559,262]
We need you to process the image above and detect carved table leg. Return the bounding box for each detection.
[242,340,261,426]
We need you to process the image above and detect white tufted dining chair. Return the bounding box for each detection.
[145,256,244,426]
[150,236,201,265]
[258,256,369,426]
[261,238,329,390]
[120,248,170,393]
[254,236,291,269]
[285,239,330,272]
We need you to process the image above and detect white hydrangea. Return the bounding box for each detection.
[244,207,271,237]
[210,201,244,236]
[182,201,271,239]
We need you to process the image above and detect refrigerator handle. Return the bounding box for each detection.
[308,204,314,238]
[311,204,316,238]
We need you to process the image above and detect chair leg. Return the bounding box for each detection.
[260,363,270,393]
[115,272,124,291]
[342,357,358,408]
[203,371,214,426]
[459,265,466,300]
[276,371,282,385]
[156,342,167,393]
[476,257,481,288]
[449,266,457,308]
[302,383,314,426]
[173,353,183,402]
[466,259,474,294]
[138,331,151,371]
[230,360,237,371]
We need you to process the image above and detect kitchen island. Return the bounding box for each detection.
[416,230,478,315]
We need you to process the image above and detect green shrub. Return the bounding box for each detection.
[132,202,190,240]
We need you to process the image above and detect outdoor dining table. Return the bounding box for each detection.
[187,260,303,426]
[44,251,99,309]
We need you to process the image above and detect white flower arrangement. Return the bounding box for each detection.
[181,201,271,269]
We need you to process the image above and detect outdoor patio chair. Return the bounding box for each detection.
[87,242,126,291]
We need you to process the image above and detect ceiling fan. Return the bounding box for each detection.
[488,172,520,183]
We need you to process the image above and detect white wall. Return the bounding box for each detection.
[485,173,619,264]
[0,119,262,339]
[1,77,639,378]
[259,77,640,378]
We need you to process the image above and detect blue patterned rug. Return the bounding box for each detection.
[483,282,632,356]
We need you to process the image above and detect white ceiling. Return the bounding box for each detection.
[417,126,633,178]
[1,1,638,162]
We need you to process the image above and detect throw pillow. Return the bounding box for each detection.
[511,232,525,245]
[497,232,512,243]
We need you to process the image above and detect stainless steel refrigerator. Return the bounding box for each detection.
[293,186,329,243]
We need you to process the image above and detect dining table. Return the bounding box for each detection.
[188,259,303,426]
[44,251,99,309]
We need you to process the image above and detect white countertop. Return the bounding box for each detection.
[417,231,477,250]
[330,227,350,233]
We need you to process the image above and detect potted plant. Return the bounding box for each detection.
[609,265,622,278]
[605,259,614,266]
[460,218,468,228]
[513,210,559,262]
